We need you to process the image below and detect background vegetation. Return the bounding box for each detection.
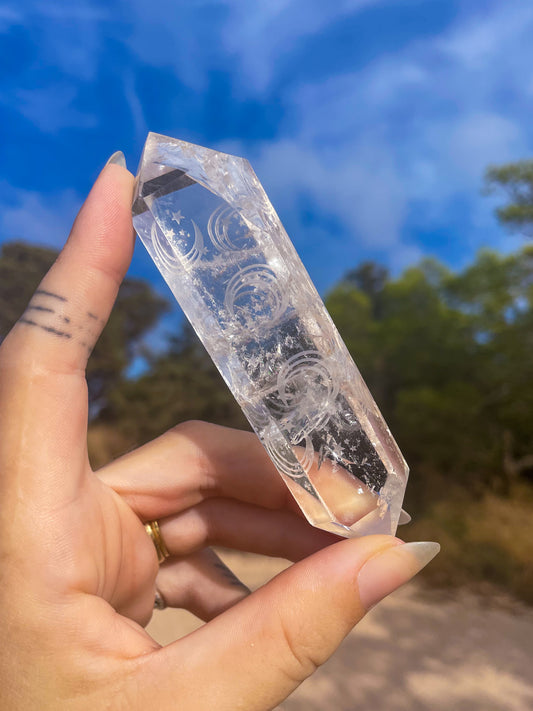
[1,161,532,604]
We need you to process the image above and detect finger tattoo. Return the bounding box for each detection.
[18,290,102,353]
[34,289,67,302]
[213,559,251,591]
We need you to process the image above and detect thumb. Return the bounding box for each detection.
[136,535,439,710]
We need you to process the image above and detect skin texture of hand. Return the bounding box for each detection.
[0,160,439,710]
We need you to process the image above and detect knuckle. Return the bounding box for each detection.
[202,504,217,547]
[169,419,209,437]
[85,259,123,295]
[275,610,321,685]
[201,498,231,546]
[167,420,215,488]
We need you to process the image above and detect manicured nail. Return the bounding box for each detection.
[398,509,412,525]
[358,541,440,611]
[105,150,127,168]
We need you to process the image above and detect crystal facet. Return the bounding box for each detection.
[133,133,409,537]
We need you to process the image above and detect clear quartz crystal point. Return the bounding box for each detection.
[132,132,409,537]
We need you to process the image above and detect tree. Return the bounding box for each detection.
[104,323,248,444]
[485,160,533,235]
[342,261,389,318]
[0,241,169,413]
[325,248,533,499]
[0,241,57,335]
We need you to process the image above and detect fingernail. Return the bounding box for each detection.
[358,541,440,611]
[398,509,412,525]
[105,150,127,168]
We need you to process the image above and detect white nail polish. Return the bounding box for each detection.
[105,150,127,168]
[358,540,440,610]
[399,541,441,568]
[398,509,412,525]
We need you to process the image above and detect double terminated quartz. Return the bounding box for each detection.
[133,133,408,537]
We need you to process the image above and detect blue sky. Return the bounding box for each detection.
[1,0,533,301]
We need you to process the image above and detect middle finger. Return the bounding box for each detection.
[98,421,300,519]
[156,499,340,561]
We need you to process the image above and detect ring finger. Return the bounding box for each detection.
[154,548,250,621]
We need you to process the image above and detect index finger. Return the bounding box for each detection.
[0,157,135,497]
[98,421,299,517]
[2,160,135,375]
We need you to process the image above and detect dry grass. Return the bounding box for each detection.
[404,485,533,605]
[87,424,134,470]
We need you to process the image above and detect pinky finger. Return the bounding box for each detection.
[155,549,250,621]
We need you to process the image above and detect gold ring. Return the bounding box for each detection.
[145,520,170,564]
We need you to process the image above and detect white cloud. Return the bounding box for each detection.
[123,69,149,145]
[139,0,533,272]
[236,0,533,269]
[0,185,82,249]
[4,0,533,277]
[219,0,380,93]
[0,6,22,31]
[438,2,533,70]
[119,0,216,91]
[3,0,107,81]
[122,0,381,93]
[0,1,107,138]
[13,85,98,133]
[447,113,523,182]
[220,135,407,255]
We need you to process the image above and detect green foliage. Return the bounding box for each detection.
[325,250,533,603]
[326,247,533,502]
[87,276,169,410]
[0,241,57,335]
[342,261,389,318]
[102,323,248,444]
[485,159,533,234]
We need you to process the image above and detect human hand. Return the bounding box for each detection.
[0,155,439,710]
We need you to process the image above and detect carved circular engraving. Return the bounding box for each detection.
[151,218,206,269]
[264,437,308,479]
[272,351,339,440]
[224,264,287,328]
[151,221,180,270]
[181,219,206,266]
[207,204,255,252]
[296,435,315,472]
[245,399,270,431]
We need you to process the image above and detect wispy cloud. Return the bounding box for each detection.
[0,6,22,31]
[13,85,98,133]
[5,0,109,81]
[227,0,533,269]
[246,137,408,247]
[219,0,379,93]
[2,0,533,287]
[0,184,81,249]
